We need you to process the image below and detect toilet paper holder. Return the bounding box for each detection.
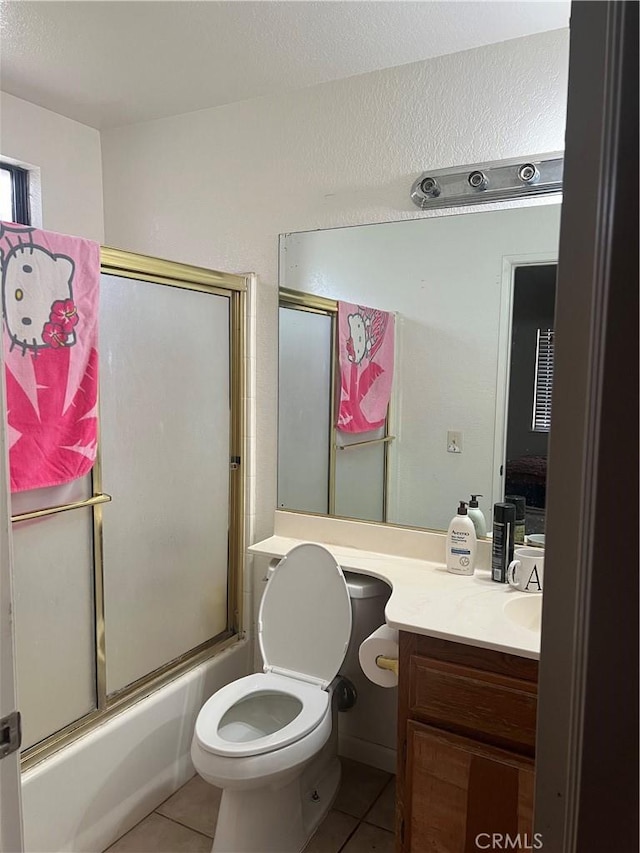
[375,655,398,676]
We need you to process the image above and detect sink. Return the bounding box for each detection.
[503,595,543,632]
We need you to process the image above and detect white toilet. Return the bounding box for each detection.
[191,543,389,853]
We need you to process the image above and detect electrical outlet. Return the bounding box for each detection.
[447,431,463,453]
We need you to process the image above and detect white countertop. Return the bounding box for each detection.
[249,535,541,661]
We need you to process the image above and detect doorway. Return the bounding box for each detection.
[504,264,557,534]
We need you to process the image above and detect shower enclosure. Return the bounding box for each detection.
[9,248,246,768]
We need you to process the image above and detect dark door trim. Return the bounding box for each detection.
[535,2,638,851]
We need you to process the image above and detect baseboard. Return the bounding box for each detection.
[338,733,396,775]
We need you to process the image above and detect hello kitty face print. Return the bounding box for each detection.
[338,301,394,434]
[1,221,99,493]
[346,312,369,364]
[1,224,79,356]
[345,306,389,365]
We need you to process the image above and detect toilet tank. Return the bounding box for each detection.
[341,572,397,772]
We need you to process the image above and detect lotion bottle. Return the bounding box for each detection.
[468,494,487,538]
[446,501,477,576]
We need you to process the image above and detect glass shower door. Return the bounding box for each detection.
[100,274,231,695]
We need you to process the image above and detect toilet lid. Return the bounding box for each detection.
[258,543,352,688]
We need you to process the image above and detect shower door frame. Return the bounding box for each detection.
[16,247,247,771]
[278,287,393,522]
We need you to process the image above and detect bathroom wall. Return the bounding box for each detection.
[101,28,569,555]
[0,92,104,241]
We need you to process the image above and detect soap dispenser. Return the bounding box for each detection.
[446,501,477,576]
[468,495,487,538]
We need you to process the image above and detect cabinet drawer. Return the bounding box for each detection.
[410,656,537,752]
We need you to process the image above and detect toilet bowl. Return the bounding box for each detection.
[191,543,354,853]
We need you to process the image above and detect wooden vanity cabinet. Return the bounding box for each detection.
[396,632,539,853]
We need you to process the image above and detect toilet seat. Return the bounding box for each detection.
[258,543,352,688]
[194,672,330,757]
[194,544,352,761]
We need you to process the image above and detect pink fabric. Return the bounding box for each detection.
[337,301,394,433]
[1,222,99,492]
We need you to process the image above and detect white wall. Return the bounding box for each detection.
[101,29,569,549]
[281,204,562,531]
[0,92,104,241]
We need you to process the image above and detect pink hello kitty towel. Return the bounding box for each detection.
[1,222,99,492]
[337,301,394,433]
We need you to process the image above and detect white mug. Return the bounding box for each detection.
[507,547,544,593]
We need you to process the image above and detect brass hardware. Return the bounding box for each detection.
[328,313,337,516]
[336,436,396,451]
[279,287,337,314]
[376,655,399,676]
[228,284,247,637]
[92,427,108,711]
[382,411,391,524]
[100,246,247,293]
[11,493,112,524]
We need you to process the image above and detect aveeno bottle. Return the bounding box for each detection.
[446,501,477,576]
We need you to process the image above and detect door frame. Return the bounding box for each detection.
[0,323,24,851]
[492,250,560,509]
[534,2,638,850]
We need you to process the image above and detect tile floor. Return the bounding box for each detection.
[105,758,395,853]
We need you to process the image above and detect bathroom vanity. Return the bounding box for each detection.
[250,511,542,853]
[396,632,538,852]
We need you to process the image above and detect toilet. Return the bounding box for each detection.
[191,543,389,853]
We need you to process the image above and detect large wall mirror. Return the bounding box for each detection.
[278,198,561,537]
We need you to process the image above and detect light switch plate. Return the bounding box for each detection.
[447,431,463,453]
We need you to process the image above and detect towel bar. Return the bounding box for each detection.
[11,493,112,524]
[336,435,396,451]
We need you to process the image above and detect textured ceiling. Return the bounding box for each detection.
[0,1,570,129]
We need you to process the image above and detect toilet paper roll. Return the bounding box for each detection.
[358,624,399,688]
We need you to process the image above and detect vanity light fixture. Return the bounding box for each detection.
[410,154,563,210]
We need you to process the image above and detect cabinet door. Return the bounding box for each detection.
[402,722,534,853]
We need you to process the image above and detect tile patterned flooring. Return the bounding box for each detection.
[105,759,395,853]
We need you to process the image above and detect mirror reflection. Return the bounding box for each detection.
[278,201,561,536]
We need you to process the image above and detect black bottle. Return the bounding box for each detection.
[492,502,516,583]
[505,494,526,544]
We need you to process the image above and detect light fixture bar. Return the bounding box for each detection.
[410,154,563,210]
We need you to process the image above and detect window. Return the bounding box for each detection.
[0,162,30,225]
[532,329,555,432]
